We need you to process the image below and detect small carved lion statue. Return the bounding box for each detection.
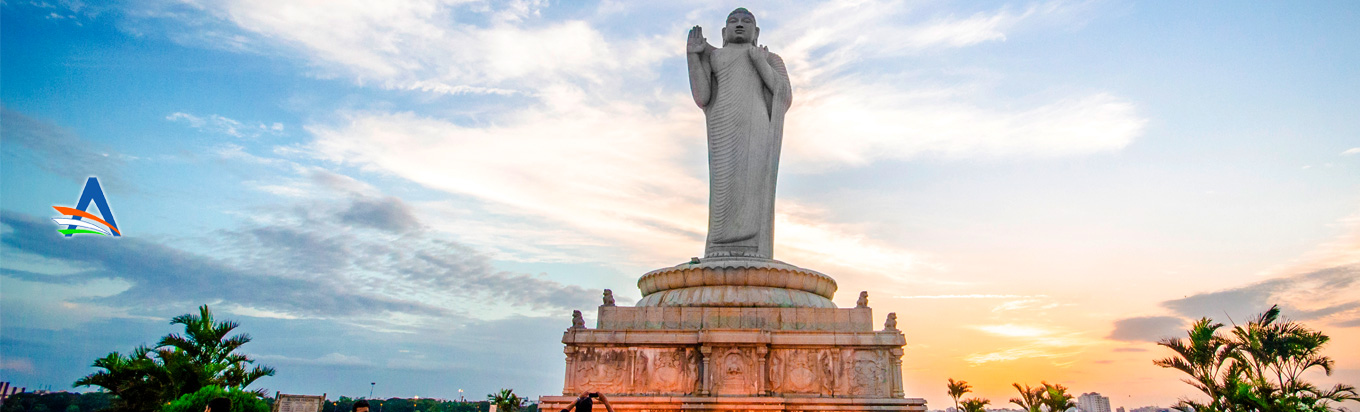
[571,310,586,329]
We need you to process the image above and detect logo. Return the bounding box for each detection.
[52,177,122,237]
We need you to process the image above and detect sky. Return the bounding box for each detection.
[2,0,1359,409]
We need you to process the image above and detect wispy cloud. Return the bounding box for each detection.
[1,107,128,186]
[1107,316,1186,343]
[112,2,1149,280]
[167,112,284,138]
[897,294,1045,299]
[1,193,597,326]
[1342,147,1360,156]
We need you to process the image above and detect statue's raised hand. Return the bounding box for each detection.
[747,44,771,62]
[687,26,708,54]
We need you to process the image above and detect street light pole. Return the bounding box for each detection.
[370,382,376,399]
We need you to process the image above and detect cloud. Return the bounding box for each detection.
[122,1,1145,284]
[167,112,284,138]
[963,321,1093,364]
[974,324,1051,338]
[897,294,1044,299]
[1107,316,1186,343]
[0,357,36,374]
[0,211,439,319]
[172,0,663,95]
[254,352,376,367]
[1,107,127,186]
[782,92,1145,171]
[1,196,597,323]
[1112,347,1148,353]
[1161,265,1360,323]
[1342,147,1360,156]
[338,196,421,233]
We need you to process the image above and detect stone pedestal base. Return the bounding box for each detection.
[552,306,908,400]
[538,396,927,412]
[546,256,923,412]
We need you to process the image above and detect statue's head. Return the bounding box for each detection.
[722,7,758,46]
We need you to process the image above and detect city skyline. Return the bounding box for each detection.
[2,0,1358,410]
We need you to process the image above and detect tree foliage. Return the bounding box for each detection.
[947,378,972,412]
[1039,382,1075,412]
[1155,305,1359,412]
[161,386,269,412]
[1008,381,1073,412]
[72,305,275,411]
[961,397,991,412]
[1009,383,1044,412]
[487,389,525,412]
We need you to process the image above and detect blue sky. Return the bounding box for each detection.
[3,0,1359,408]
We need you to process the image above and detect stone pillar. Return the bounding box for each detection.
[699,345,713,396]
[564,346,577,394]
[756,346,769,395]
[889,347,905,398]
[628,347,639,392]
[829,349,842,397]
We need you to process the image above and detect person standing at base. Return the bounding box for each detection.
[205,397,231,412]
[353,400,371,412]
[558,393,615,412]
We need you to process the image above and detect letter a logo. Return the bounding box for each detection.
[52,177,122,237]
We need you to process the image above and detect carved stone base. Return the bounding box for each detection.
[635,258,838,308]
[553,306,908,400]
[538,396,927,412]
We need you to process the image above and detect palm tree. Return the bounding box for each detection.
[1039,382,1075,412]
[1009,383,1043,412]
[75,305,275,408]
[1157,305,1360,412]
[73,346,173,412]
[488,389,525,412]
[1226,305,1359,411]
[947,378,972,412]
[158,305,275,393]
[961,397,991,412]
[1155,317,1233,411]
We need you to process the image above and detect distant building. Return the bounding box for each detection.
[1117,407,1126,412]
[1078,392,1111,412]
[1,382,27,403]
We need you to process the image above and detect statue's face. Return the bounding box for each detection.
[722,12,757,44]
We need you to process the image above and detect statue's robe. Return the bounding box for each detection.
[702,44,792,259]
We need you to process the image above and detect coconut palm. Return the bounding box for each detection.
[947,378,972,412]
[1009,383,1044,412]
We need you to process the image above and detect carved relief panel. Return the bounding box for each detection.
[768,349,834,395]
[633,347,699,395]
[571,347,632,393]
[848,349,887,397]
[711,346,760,395]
